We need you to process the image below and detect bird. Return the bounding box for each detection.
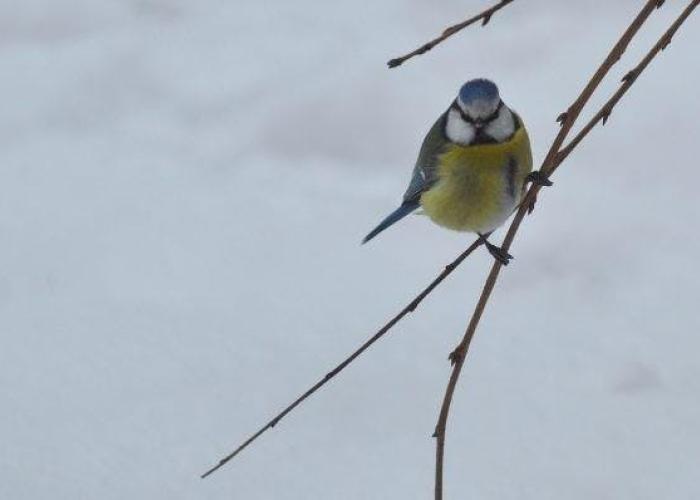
[362,78,549,264]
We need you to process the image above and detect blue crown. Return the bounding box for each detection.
[459,79,499,105]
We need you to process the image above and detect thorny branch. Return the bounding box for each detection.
[201,0,698,490]
[387,0,516,68]
[556,1,698,169]
[200,238,484,478]
[432,1,698,499]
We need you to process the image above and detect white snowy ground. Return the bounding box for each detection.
[1,1,699,499]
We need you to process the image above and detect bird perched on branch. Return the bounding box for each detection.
[363,78,549,264]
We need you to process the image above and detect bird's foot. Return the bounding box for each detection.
[526,170,553,187]
[486,242,513,266]
[479,234,513,266]
[524,171,552,213]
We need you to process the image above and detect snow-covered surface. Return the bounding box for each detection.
[1,1,699,499]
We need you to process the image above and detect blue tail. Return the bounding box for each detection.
[362,201,419,244]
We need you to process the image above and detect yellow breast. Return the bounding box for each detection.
[419,127,532,234]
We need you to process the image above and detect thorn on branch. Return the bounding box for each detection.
[621,70,638,83]
[448,348,464,365]
[601,108,612,125]
[482,13,493,26]
[527,194,538,215]
[556,111,568,126]
[442,26,457,36]
[661,34,673,50]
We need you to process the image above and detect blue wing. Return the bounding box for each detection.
[402,111,448,203]
[362,111,448,244]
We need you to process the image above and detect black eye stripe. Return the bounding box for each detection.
[452,100,503,125]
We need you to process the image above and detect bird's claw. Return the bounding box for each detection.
[526,170,553,187]
[484,240,513,266]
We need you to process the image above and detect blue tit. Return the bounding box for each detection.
[362,78,546,264]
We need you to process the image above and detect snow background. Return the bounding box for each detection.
[1,1,699,499]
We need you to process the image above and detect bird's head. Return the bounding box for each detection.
[446,78,515,145]
[457,78,502,126]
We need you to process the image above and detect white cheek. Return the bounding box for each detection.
[485,107,515,141]
[445,109,475,145]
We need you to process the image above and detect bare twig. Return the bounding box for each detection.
[433,1,698,499]
[387,0,516,68]
[528,0,667,212]
[200,238,484,478]
[556,1,699,170]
